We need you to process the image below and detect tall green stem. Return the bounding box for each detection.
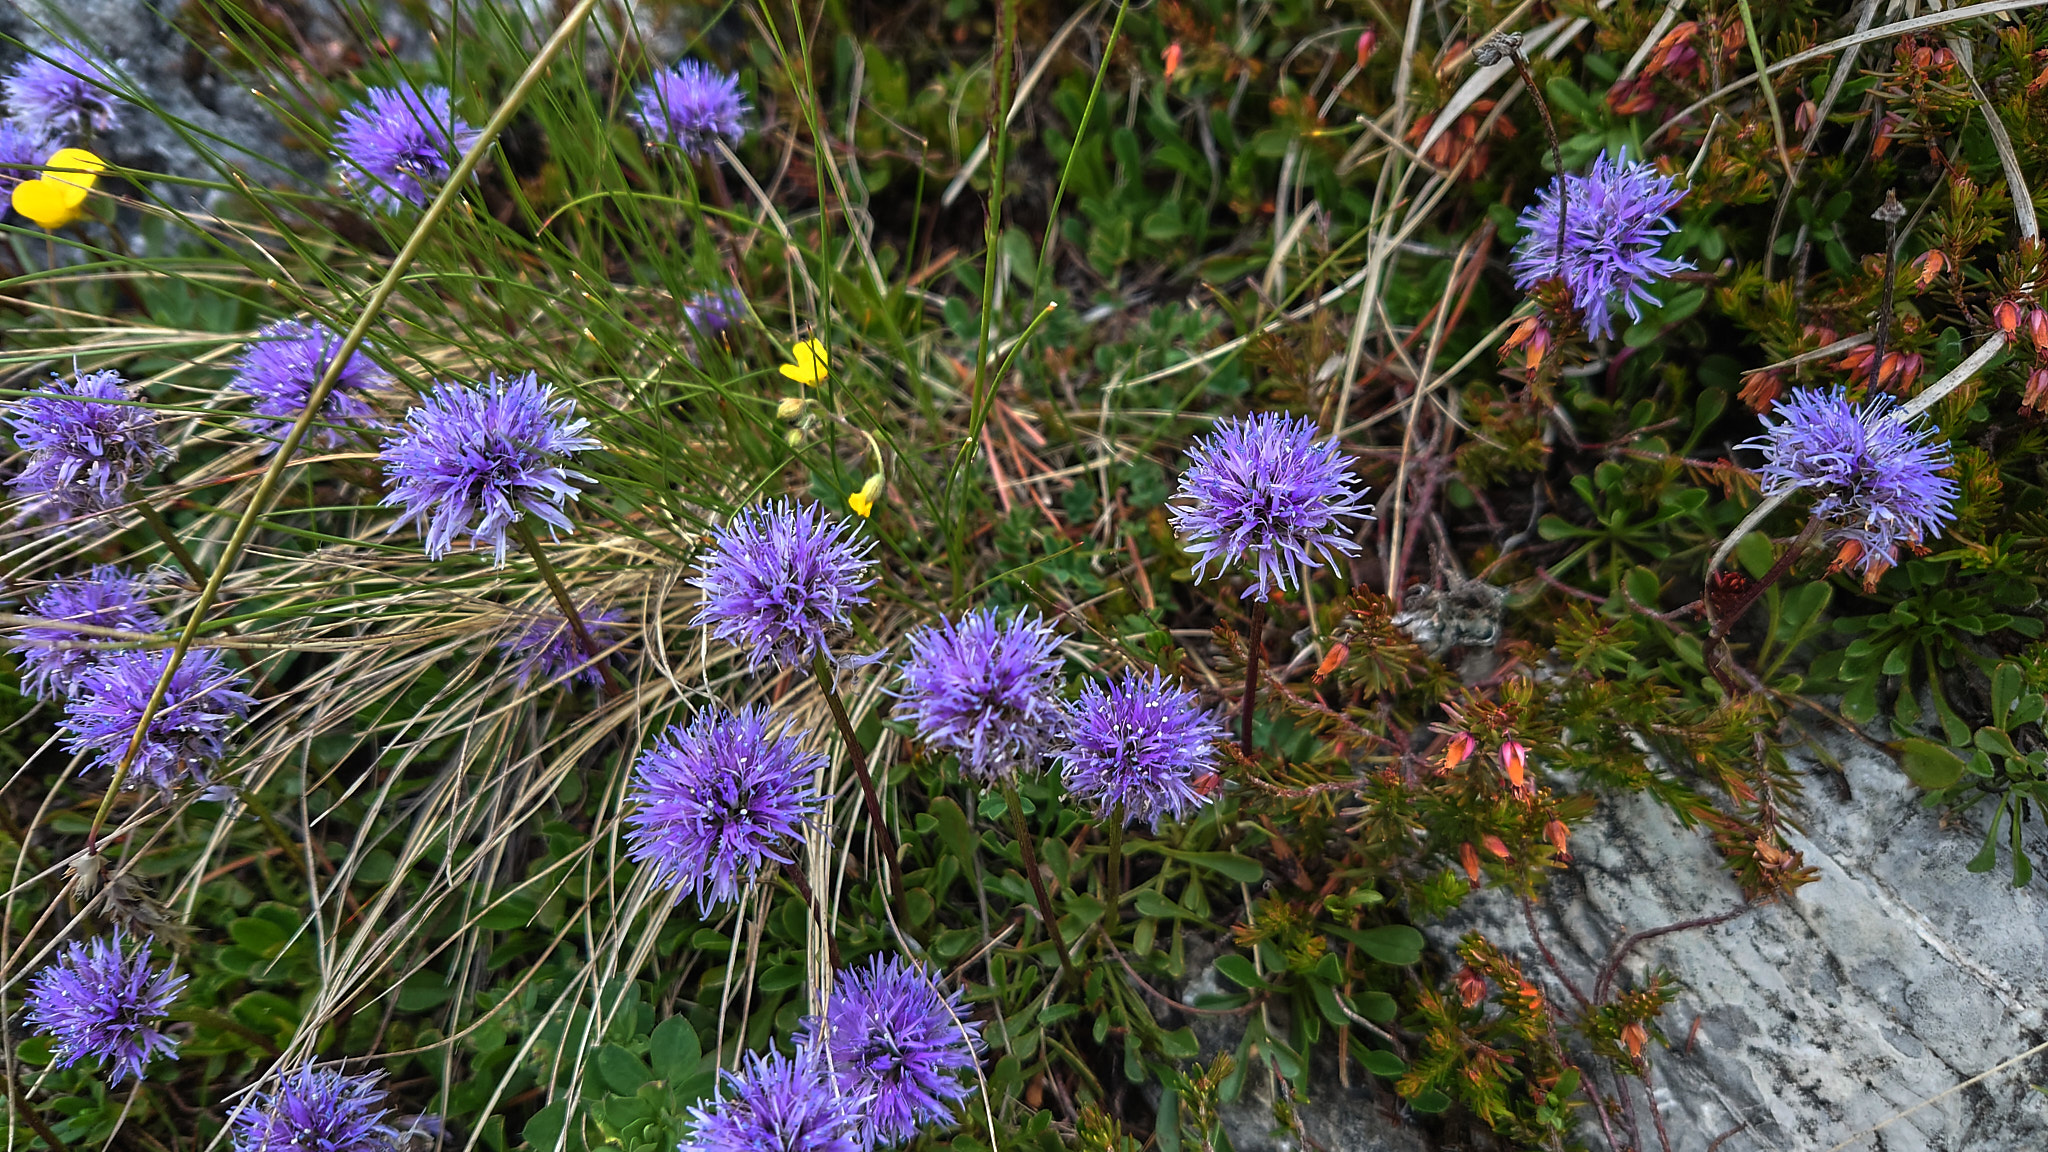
[1241,598,1266,757]
[509,520,602,662]
[1001,779,1074,983]
[130,499,204,587]
[1104,805,1126,925]
[809,651,906,908]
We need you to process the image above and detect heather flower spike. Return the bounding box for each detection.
[230,320,389,448]
[231,1064,398,1152]
[629,61,749,157]
[681,1048,864,1152]
[4,46,125,136]
[625,705,826,912]
[690,498,877,671]
[333,83,482,211]
[797,954,983,1149]
[25,928,185,1085]
[61,648,255,792]
[1739,387,1957,587]
[377,373,599,566]
[1056,668,1227,829]
[1169,412,1373,600]
[1510,150,1691,339]
[893,608,1066,783]
[5,367,174,517]
[9,565,161,699]
[501,601,628,687]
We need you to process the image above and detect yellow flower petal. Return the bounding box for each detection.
[43,148,105,199]
[848,491,874,518]
[12,178,86,230]
[777,338,829,385]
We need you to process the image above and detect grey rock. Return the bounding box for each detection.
[1432,726,2048,1151]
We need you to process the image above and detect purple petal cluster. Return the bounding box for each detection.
[0,121,56,192]
[1056,669,1225,830]
[1169,413,1372,600]
[9,565,160,699]
[377,374,599,566]
[625,705,825,912]
[798,955,982,1149]
[1510,150,1691,339]
[60,649,255,792]
[1740,387,1958,579]
[230,320,389,448]
[4,46,124,137]
[894,608,1065,783]
[629,62,749,157]
[691,499,877,671]
[231,1064,398,1152]
[500,601,628,687]
[684,288,746,336]
[333,84,481,211]
[681,1048,865,1152]
[24,928,185,1086]
[6,368,174,517]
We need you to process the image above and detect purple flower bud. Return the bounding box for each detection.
[1169,413,1372,600]
[60,649,255,792]
[682,1048,865,1152]
[1056,669,1225,829]
[893,608,1065,783]
[231,1064,398,1152]
[629,62,748,157]
[5,368,174,517]
[797,954,982,1149]
[684,288,746,336]
[333,83,481,211]
[4,45,125,136]
[690,499,877,671]
[500,601,627,687]
[1510,150,1692,339]
[25,928,185,1086]
[8,565,161,699]
[230,320,389,449]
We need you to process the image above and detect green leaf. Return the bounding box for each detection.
[1976,727,2022,761]
[1214,954,1269,990]
[1158,1026,1200,1059]
[1898,738,1964,790]
[1327,924,1425,965]
[648,1017,699,1084]
[1994,663,2023,728]
[1411,1088,1453,1114]
[523,1102,569,1152]
[1161,849,1264,884]
[758,964,804,993]
[927,796,976,871]
[2010,813,2033,889]
[1358,991,1398,1021]
[597,1045,653,1096]
[1310,981,1349,1026]
[1358,1048,1406,1077]
[1968,800,2004,874]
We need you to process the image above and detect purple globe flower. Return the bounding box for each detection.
[24,928,185,1086]
[690,499,877,671]
[893,608,1065,783]
[230,320,389,449]
[797,955,982,1149]
[9,565,161,699]
[333,83,481,211]
[231,1064,397,1152]
[1168,413,1372,600]
[625,705,826,912]
[5,368,174,517]
[500,601,627,687]
[0,120,56,192]
[1056,669,1225,830]
[1510,149,1692,339]
[61,648,256,793]
[4,46,125,137]
[681,1048,864,1152]
[1739,387,1958,583]
[629,62,748,157]
[684,288,746,336]
[377,373,599,566]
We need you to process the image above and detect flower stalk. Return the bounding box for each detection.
[809,651,906,909]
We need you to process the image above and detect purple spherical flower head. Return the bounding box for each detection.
[1168,412,1372,600]
[61,648,255,792]
[4,46,125,136]
[231,1064,398,1152]
[0,120,57,193]
[333,83,481,211]
[684,288,746,336]
[1056,669,1225,830]
[681,1048,864,1152]
[691,499,878,671]
[625,704,826,912]
[231,320,389,449]
[1510,149,1692,339]
[1739,387,1957,583]
[6,368,174,517]
[893,608,1064,783]
[25,928,185,1086]
[377,373,599,567]
[629,62,748,157]
[9,565,160,699]
[500,601,627,687]
[797,954,982,1149]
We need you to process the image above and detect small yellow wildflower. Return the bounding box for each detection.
[12,147,105,230]
[778,339,829,385]
[848,474,884,519]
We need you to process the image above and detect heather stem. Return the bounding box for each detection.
[808,651,907,909]
[1241,598,1266,757]
[1001,778,1074,984]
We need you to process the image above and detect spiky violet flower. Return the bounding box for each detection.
[684,288,746,336]
[0,121,56,192]
[24,928,185,1086]
[1169,413,1372,600]
[681,1048,864,1152]
[625,705,825,912]
[9,565,160,699]
[797,955,982,1149]
[893,608,1065,783]
[4,46,124,137]
[61,648,255,793]
[231,1064,398,1152]
[1739,387,1957,584]
[1056,669,1225,830]
[629,62,748,157]
[332,83,481,211]
[1510,150,1691,339]
[691,499,877,671]
[5,368,174,517]
[377,374,599,567]
[230,320,389,449]
[500,602,627,688]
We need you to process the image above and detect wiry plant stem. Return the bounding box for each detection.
[129,500,203,588]
[1241,598,1266,757]
[809,651,906,910]
[1001,779,1073,984]
[508,519,604,667]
